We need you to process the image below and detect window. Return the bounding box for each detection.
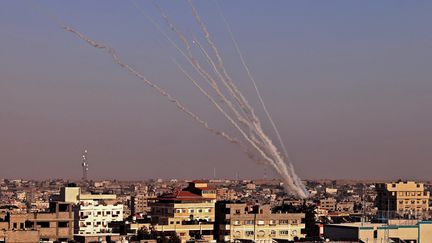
[269,220,276,225]
[58,221,69,228]
[36,222,50,228]
[235,209,241,214]
[280,230,289,235]
[245,231,254,237]
[25,221,34,228]
[279,220,289,225]
[245,220,254,225]
[270,230,276,236]
[233,220,240,225]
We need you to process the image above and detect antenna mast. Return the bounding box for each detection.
[81,148,89,182]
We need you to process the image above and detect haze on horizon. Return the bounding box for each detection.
[0,1,431,181]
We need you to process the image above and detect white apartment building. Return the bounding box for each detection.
[57,186,123,236]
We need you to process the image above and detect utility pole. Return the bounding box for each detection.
[253,213,256,242]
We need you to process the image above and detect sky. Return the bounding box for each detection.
[0,1,431,181]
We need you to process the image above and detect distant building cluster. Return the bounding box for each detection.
[0,178,431,242]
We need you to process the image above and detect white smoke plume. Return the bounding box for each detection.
[32,0,309,198]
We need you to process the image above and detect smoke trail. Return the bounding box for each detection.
[186,0,308,197]
[156,1,306,197]
[130,2,277,169]
[61,26,240,146]
[216,1,307,194]
[172,58,299,194]
[148,2,255,132]
[32,0,308,197]
[186,0,259,125]
[147,3,306,197]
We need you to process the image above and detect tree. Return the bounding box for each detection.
[168,233,181,243]
[136,226,153,240]
[156,232,180,243]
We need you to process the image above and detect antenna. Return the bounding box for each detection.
[81,148,89,182]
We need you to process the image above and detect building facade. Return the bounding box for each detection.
[324,221,432,242]
[131,194,151,215]
[57,186,123,238]
[375,181,430,218]
[149,181,216,242]
[0,202,74,242]
[215,202,305,242]
[319,198,337,212]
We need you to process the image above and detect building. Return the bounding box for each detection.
[0,230,39,243]
[215,202,305,242]
[336,201,354,213]
[149,181,216,242]
[56,186,124,240]
[375,181,430,218]
[319,198,337,212]
[324,221,432,242]
[0,202,74,242]
[131,194,151,215]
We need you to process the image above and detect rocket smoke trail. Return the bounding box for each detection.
[126,0,308,197]
[183,0,308,197]
[215,1,307,194]
[32,0,308,197]
[61,26,240,147]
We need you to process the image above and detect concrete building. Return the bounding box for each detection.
[56,186,123,240]
[0,230,39,243]
[149,181,216,243]
[319,198,337,212]
[131,194,151,215]
[336,201,355,213]
[0,202,74,242]
[324,221,432,242]
[375,181,430,218]
[215,202,305,242]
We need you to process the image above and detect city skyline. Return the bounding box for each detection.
[1,1,431,180]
